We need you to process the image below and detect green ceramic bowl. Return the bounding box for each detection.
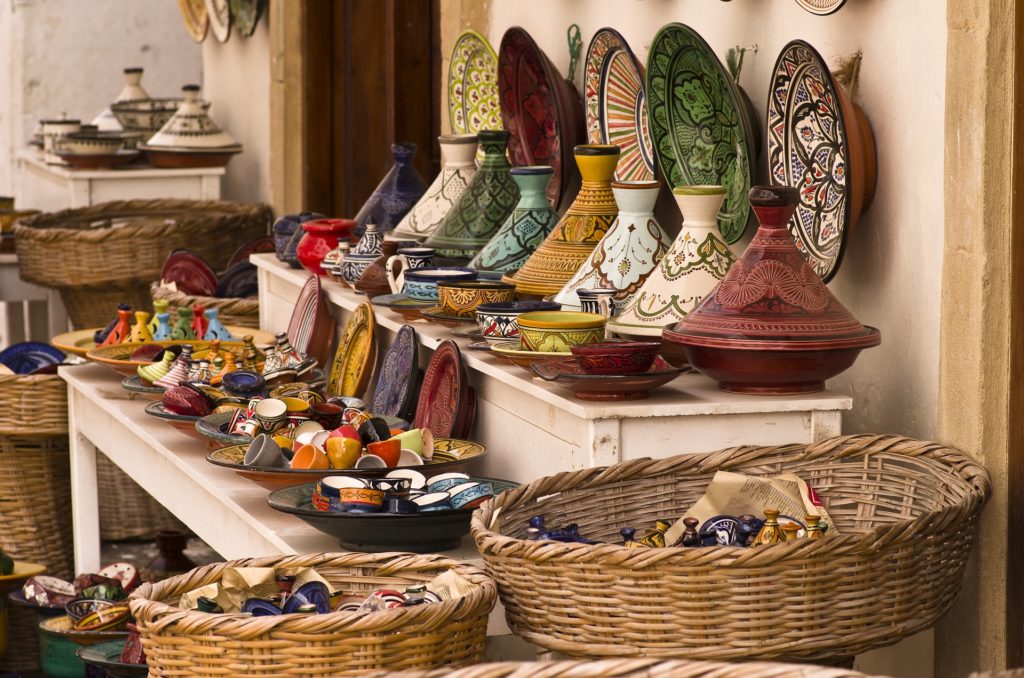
[516,311,606,353]
[38,615,129,678]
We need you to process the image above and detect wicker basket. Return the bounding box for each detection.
[13,199,272,328]
[150,281,259,328]
[377,659,877,678]
[472,434,991,663]
[97,455,187,541]
[129,552,496,675]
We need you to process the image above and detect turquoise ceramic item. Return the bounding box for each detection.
[153,312,172,340]
[470,166,558,273]
[203,308,235,340]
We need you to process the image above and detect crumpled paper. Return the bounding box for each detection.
[178,566,331,612]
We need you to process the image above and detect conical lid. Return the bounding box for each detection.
[469,166,557,273]
[93,68,150,131]
[353,143,429,233]
[503,144,620,297]
[390,134,478,241]
[554,180,670,308]
[145,85,240,149]
[664,185,880,349]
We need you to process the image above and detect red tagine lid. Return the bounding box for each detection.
[302,218,356,235]
[664,185,880,352]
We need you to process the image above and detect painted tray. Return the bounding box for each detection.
[585,28,656,181]
[795,0,847,15]
[499,26,584,211]
[448,30,502,136]
[531,355,690,400]
[288,274,333,367]
[161,250,218,296]
[414,340,466,439]
[205,0,231,42]
[0,342,65,375]
[229,0,264,37]
[328,303,376,398]
[120,375,166,400]
[144,401,204,439]
[767,40,876,282]
[268,478,516,553]
[207,438,486,490]
[53,326,272,356]
[371,325,420,421]
[178,0,208,42]
[86,340,217,377]
[490,340,569,368]
[77,640,147,678]
[646,23,755,244]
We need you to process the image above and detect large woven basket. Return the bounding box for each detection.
[472,434,991,663]
[97,455,187,541]
[150,281,259,328]
[378,659,877,678]
[14,199,272,328]
[129,552,496,675]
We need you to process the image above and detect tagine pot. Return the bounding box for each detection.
[354,143,428,235]
[391,134,478,242]
[662,185,881,394]
[504,144,620,298]
[297,218,357,276]
[424,130,520,262]
[276,212,326,267]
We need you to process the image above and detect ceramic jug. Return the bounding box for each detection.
[554,180,670,309]
[391,134,478,241]
[386,247,436,293]
[469,166,558,274]
[353,143,428,235]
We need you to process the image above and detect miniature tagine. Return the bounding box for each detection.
[92,67,149,132]
[662,185,880,394]
[353,143,428,235]
[424,130,519,262]
[469,166,557,274]
[554,179,670,310]
[504,145,620,298]
[140,84,242,168]
[390,134,478,242]
[608,185,736,339]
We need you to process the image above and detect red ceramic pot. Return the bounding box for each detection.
[296,218,356,276]
[570,340,660,375]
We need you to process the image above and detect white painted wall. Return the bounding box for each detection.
[486,2,944,676]
[0,0,201,196]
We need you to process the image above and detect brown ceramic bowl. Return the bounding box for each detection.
[437,281,517,318]
[570,340,660,375]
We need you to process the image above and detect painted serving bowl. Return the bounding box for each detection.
[58,131,124,156]
[402,267,477,302]
[475,300,561,343]
[516,311,606,353]
[437,281,516,318]
[570,340,661,375]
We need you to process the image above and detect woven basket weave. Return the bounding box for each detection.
[377,659,876,678]
[14,199,272,328]
[150,282,259,328]
[472,434,991,663]
[97,455,187,541]
[129,552,496,675]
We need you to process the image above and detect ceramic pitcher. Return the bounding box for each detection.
[386,247,436,293]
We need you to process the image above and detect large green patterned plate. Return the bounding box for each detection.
[645,23,755,244]
[448,31,502,135]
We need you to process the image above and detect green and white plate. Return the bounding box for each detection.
[448,31,502,136]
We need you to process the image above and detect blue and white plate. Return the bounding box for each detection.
[0,342,65,375]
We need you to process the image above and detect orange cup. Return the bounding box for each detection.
[367,438,401,467]
[290,444,329,470]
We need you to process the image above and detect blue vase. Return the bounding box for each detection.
[203,308,235,340]
[153,312,172,340]
[275,212,325,268]
[354,143,428,236]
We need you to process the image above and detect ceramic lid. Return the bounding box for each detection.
[116,68,149,102]
[145,85,241,150]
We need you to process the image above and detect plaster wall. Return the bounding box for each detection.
[0,0,201,198]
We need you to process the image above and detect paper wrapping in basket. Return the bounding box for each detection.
[178,566,331,612]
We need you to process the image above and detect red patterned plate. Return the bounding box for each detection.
[160,250,218,296]
[287,275,333,367]
[414,340,466,439]
[531,355,689,401]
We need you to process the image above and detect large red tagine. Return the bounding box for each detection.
[662,185,880,394]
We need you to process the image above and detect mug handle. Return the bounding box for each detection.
[386,255,406,293]
[597,296,613,339]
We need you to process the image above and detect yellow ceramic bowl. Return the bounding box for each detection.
[437,281,517,318]
[516,311,606,353]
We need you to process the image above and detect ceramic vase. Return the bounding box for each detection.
[153,312,172,340]
[504,145,620,297]
[148,299,169,335]
[554,180,671,309]
[129,311,154,343]
[469,166,558,274]
[608,186,736,338]
[99,308,133,347]
[171,308,195,340]
[354,143,428,234]
[390,134,478,242]
[276,212,326,267]
[191,304,208,338]
[297,218,357,276]
[203,308,234,340]
[354,222,384,256]
[424,130,520,261]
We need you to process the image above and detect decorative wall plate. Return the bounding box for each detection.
[795,0,848,15]
[329,303,376,398]
[584,28,656,181]
[371,325,419,421]
[448,31,502,136]
[287,275,333,367]
[160,250,218,296]
[205,0,231,42]
[646,23,755,244]
[0,342,64,375]
[767,40,876,282]
[414,340,466,439]
[229,0,264,37]
[178,0,208,42]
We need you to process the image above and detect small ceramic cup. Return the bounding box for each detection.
[369,477,412,496]
[437,281,517,318]
[367,438,401,467]
[291,444,329,470]
[426,472,469,494]
[516,311,607,353]
[254,398,288,432]
[390,428,426,456]
[411,492,452,512]
[448,481,494,510]
[353,454,387,470]
[243,434,285,468]
[576,288,620,319]
[386,468,427,491]
[476,300,561,343]
[398,449,424,467]
[338,487,385,513]
[401,267,477,302]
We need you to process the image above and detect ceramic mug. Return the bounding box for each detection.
[576,288,620,320]
[398,267,477,302]
[386,247,436,293]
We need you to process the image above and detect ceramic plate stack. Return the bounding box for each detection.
[140,85,242,168]
[414,340,475,439]
[328,303,376,398]
[371,325,421,422]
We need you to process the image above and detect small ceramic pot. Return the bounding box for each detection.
[516,311,607,353]
[222,370,265,398]
[476,300,560,343]
[291,444,329,470]
[339,252,379,284]
[448,481,494,510]
[411,492,452,512]
[576,288,620,319]
[338,486,386,513]
[274,212,326,265]
[426,472,469,494]
[297,218,357,276]
[369,477,412,496]
[401,267,477,302]
[243,434,285,468]
[310,402,345,429]
[570,340,661,375]
[437,281,517,318]
[386,247,437,292]
[367,438,401,467]
[253,398,288,431]
[354,454,387,469]
[386,468,427,490]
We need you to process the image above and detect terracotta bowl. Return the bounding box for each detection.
[570,340,660,375]
[516,311,606,353]
[437,281,516,318]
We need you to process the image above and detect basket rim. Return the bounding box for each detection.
[471,434,991,565]
[129,551,496,635]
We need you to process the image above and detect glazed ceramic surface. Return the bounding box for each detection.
[663,185,881,393]
[585,28,656,181]
[504,145,620,298]
[371,325,420,421]
[354,241,401,298]
[0,341,64,374]
[229,0,264,36]
[178,0,208,42]
[328,303,375,398]
[475,300,560,343]
[516,311,607,353]
[287,275,332,366]
[161,250,218,296]
[424,130,519,260]
[205,0,231,42]
[767,40,876,282]
[490,340,571,368]
[532,355,688,400]
[555,180,670,310]
[437,282,516,318]
[414,340,466,439]
[646,23,755,244]
[391,135,477,242]
[448,31,502,136]
[608,186,736,338]
[144,85,240,151]
[795,0,847,14]
[402,267,477,302]
[353,143,428,234]
[469,166,558,273]
[499,26,585,211]
[297,218,355,277]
